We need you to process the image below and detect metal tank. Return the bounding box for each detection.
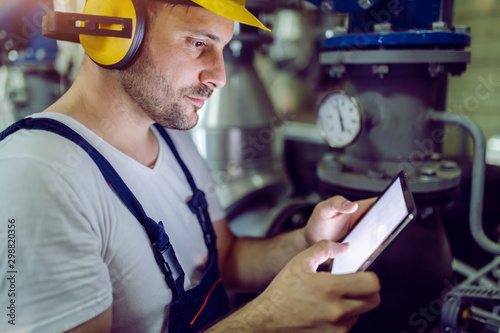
[312,0,470,199]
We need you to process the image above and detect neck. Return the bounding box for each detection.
[45,58,159,168]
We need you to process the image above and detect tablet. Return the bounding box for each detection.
[331,171,417,275]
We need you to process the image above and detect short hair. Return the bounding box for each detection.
[143,0,202,28]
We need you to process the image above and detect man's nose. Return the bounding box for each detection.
[200,51,226,89]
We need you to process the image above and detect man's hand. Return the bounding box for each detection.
[208,240,381,332]
[303,196,376,246]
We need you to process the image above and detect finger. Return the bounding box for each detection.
[332,292,381,317]
[329,272,381,297]
[346,197,378,230]
[332,314,360,333]
[317,196,359,219]
[299,240,350,273]
[351,197,377,221]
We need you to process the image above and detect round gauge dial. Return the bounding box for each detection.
[317,92,363,148]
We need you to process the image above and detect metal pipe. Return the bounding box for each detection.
[451,258,496,286]
[427,111,500,255]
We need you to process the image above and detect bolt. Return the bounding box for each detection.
[419,168,437,177]
[328,161,342,171]
[326,26,347,38]
[428,63,445,77]
[432,21,449,32]
[323,153,338,162]
[322,154,343,171]
[358,0,374,10]
[431,153,442,162]
[321,0,335,13]
[328,64,345,78]
[85,20,97,31]
[374,23,392,33]
[454,25,471,35]
[372,64,389,78]
[372,64,389,74]
[440,161,458,171]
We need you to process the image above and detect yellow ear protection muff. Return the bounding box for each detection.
[42,0,145,69]
[80,0,146,69]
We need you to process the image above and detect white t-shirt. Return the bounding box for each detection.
[0,112,225,332]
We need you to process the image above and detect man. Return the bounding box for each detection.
[0,0,380,332]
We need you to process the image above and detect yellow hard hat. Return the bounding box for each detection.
[190,0,271,31]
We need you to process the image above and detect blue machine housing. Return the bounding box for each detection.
[321,31,470,49]
[310,0,470,51]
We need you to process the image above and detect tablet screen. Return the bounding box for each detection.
[331,172,415,275]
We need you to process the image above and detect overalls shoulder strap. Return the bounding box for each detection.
[1,118,189,297]
[153,123,216,251]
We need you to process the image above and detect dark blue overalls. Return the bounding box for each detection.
[0,118,230,332]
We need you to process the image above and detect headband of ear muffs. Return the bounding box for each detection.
[42,0,145,70]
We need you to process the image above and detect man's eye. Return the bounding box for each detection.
[192,41,206,48]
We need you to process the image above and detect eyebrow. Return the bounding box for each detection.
[185,30,221,43]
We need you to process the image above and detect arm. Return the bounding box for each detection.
[65,307,112,333]
[207,240,381,332]
[207,195,380,331]
[214,220,307,292]
[0,158,113,332]
[214,196,376,291]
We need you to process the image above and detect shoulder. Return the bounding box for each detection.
[0,123,112,220]
[1,125,102,182]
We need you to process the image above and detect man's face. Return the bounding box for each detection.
[118,5,234,130]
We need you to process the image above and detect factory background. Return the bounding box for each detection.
[1,0,500,332]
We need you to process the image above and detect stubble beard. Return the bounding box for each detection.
[117,44,213,130]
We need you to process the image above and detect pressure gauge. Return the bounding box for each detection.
[317,92,363,148]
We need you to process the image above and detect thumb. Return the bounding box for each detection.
[299,240,350,273]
